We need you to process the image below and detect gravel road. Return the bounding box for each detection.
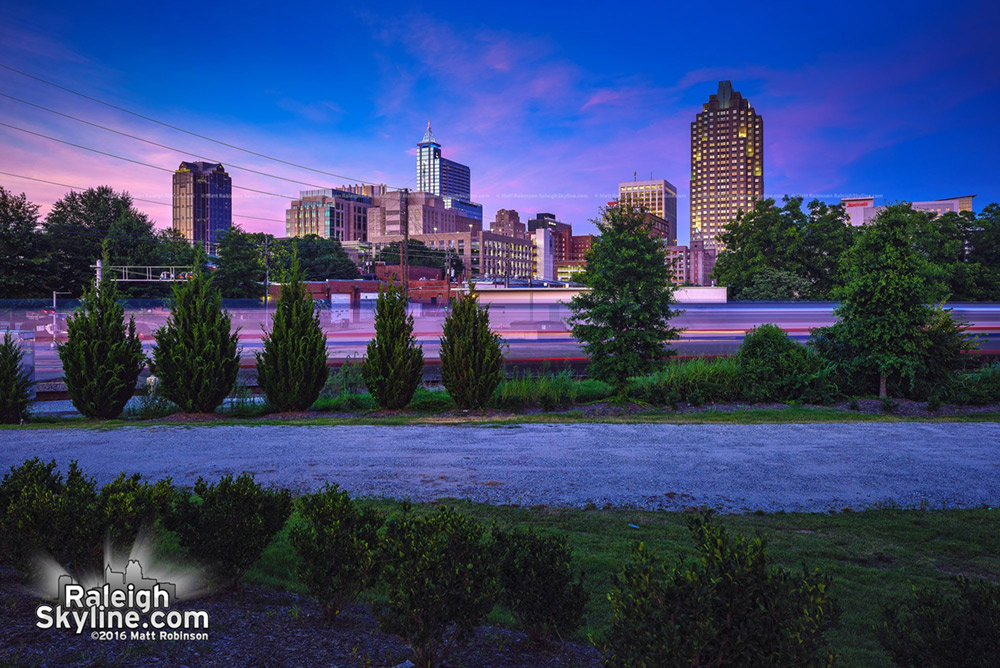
[2,423,998,512]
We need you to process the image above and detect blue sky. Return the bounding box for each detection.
[1,0,998,242]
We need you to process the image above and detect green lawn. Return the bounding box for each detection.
[6,405,1000,430]
[237,500,1000,667]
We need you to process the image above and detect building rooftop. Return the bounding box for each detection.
[420,120,438,145]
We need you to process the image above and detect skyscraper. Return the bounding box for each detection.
[618,178,677,236]
[285,189,372,241]
[172,161,232,253]
[690,81,763,252]
[491,209,526,239]
[416,122,482,221]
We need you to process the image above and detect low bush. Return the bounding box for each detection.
[312,392,379,412]
[0,459,101,573]
[167,473,291,590]
[738,324,832,403]
[491,370,587,411]
[599,514,839,667]
[945,363,1000,405]
[217,380,274,418]
[321,355,366,398]
[0,331,33,424]
[629,357,741,406]
[407,388,455,412]
[877,576,1000,667]
[378,505,496,667]
[98,472,175,551]
[122,388,179,420]
[290,483,382,619]
[0,460,169,575]
[492,526,587,643]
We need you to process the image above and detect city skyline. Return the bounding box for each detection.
[1,1,998,244]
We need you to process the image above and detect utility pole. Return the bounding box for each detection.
[401,188,409,299]
[263,237,271,318]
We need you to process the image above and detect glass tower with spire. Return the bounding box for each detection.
[416,121,481,221]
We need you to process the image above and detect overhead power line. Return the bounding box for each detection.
[0,170,285,223]
[0,170,461,261]
[0,62,403,189]
[0,121,296,199]
[0,92,335,190]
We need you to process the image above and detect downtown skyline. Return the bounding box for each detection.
[1,0,998,244]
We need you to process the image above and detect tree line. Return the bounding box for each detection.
[0,185,358,300]
[713,197,1000,301]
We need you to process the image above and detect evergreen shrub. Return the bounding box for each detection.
[0,331,33,423]
[439,286,504,409]
[362,284,423,409]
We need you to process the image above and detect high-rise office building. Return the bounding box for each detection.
[416,122,482,221]
[172,161,232,253]
[618,178,677,241]
[690,81,763,252]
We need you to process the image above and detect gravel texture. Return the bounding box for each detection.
[2,423,998,512]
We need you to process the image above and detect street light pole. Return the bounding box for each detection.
[50,291,70,349]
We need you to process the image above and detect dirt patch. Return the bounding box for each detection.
[0,566,599,667]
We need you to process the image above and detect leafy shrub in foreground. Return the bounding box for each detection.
[0,331,33,423]
[362,284,424,409]
[439,286,504,410]
[255,258,328,411]
[600,514,839,667]
[0,460,176,575]
[167,473,291,590]
[491,370,587,411]
[877,576,1000,667]
[320,355,365,398]
[629,357,741,406]
[151,258,241,413]
[98,472,175,551]
[378,505,496,667]
[737,323,832,403]
[290,483,382,619]
[492,526,587,643]
[946,363,1000,405]
[0,459,101,574]
[58,262,145,419]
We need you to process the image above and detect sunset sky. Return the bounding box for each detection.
[1,0,998,243]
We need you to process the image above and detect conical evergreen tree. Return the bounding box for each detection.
[151,248,241,412]
[0,332,34,423]
[58,252,145,419]
[256,254,328,411]
[439,285,504,409]
[362,284,423,409]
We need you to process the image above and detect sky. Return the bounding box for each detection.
[1,0,998,244]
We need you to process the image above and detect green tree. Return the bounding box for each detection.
[567,205,682,392]
[255,256,329,411]
[967,204,1000,300]
[150,250,241,412]
[714,197,855,300]
[831,203,950,397]
[736,266,815,300]
[0,186,46,298]
[361,284,424,409]
[104,208,167,298]
[42,186,135,294]
[58,255,145,419]
[213,225,266,298]
[439,286,504,409]
[0,332,34,423]
[272,235,358,282]
[155,227,198,268]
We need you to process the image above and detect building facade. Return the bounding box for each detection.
[416,122,483,221]
[172,161,232,253]
[369,190,482,237]
[690,81,764,252]
[491,208,526,239]
[618,178,678,241]
[532,228,555,280]
[840,195,976,226]
[285,189,372,241]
